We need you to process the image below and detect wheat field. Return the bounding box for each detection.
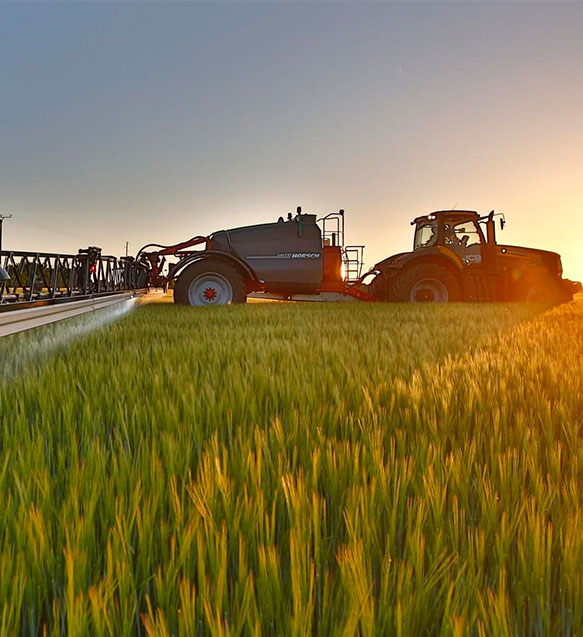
[0,299,582,635]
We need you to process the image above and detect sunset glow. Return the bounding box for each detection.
[0,2,581,281]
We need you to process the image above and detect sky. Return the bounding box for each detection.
[1,1,582,280]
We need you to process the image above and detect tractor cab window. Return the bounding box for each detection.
[444,220,483,262]
[414,222,438,250]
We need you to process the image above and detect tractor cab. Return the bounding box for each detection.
[413,211,490,266]
[412,209,508,271]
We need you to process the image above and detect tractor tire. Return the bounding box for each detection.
[523,275,566,305]
[393,264,462,303]
[174,259,247,306]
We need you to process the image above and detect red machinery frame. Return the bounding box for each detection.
[139,236,210,288]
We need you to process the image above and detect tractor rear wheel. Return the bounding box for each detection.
[174,260,247,306]
[393,264,462,303]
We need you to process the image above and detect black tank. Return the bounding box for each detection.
[210,214,322,293]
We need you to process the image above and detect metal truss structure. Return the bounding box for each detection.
[0,247,148,309]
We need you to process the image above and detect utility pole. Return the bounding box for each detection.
[125,241,129,258]
[0,214,12,252]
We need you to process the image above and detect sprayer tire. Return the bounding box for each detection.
[174,260,247,306]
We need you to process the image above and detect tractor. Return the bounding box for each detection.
[369,210,581,303]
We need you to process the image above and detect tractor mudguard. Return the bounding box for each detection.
[373,252,409,271]
[433,247,464,271]
[375,247,464,275]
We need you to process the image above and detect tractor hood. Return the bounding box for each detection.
[498,245,563,277]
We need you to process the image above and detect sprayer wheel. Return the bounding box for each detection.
[174,260,247,306]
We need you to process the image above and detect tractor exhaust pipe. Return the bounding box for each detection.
[486,210,496,244]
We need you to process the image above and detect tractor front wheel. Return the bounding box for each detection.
[174,260,247,306]
[393,264,462,303]
[523,276,566,304]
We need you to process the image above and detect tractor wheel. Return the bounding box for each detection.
[174,260,247,306]
[523,275,566,304]
[393,264,462,303]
